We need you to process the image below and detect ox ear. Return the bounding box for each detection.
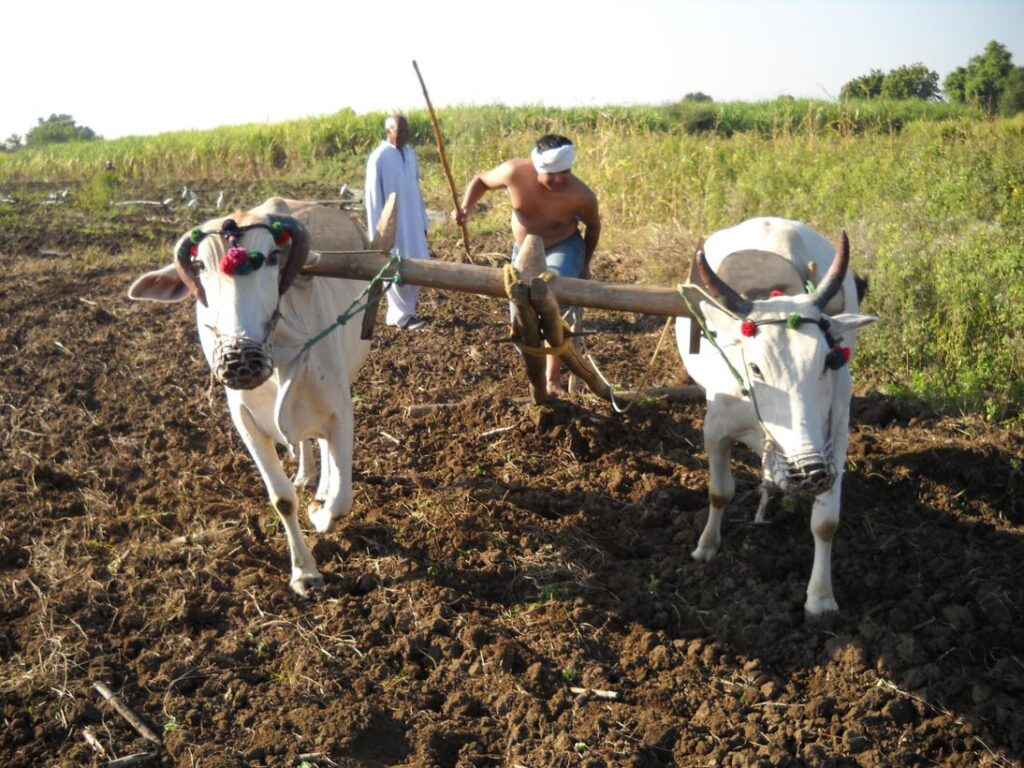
[699,301,743,344]
[828,313,879,335]
[128,263,191,303]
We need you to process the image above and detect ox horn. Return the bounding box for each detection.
[696,246,753,317]
[810,230,849,310]
[272,216,310,295]
[174,234,208,307]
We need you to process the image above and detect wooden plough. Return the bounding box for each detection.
[301,195,703,405]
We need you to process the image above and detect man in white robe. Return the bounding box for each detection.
[365,114,432,330]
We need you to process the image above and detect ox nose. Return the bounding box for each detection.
[212,338,273,390]
[785,456,836,497]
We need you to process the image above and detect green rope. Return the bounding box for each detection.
[677,284,749,396]
[302,253,403,352]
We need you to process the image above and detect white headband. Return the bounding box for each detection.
[531,144,575,174]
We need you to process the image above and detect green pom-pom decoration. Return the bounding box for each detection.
[271,221,283,235]
[787,313,802,329]
[189,228,204,244]
[249,252,265,269]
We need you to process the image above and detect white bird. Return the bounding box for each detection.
[339,183,349,199]
[216,191,224,210]
[186,189,200,208]
[181,185,190,199]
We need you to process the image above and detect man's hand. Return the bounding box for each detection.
[580,263,593,280]
[451,207,468,226]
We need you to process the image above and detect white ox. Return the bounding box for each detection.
[128,198,371,595]
[675,217,877,616]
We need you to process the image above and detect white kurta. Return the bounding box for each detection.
[365,141,431,326]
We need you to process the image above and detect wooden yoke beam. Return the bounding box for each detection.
[303,231,701,404]
[303,251,702,319]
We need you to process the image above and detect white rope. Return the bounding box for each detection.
[584,316,675,415]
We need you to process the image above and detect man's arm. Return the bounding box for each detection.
[452,160,515,225]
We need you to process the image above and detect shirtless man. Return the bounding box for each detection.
[453,134,601,394]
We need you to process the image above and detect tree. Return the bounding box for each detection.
[1,134,21,152]
[840,69,884,100]
[943,67,967,103]
[24,114,97,146]
[682,92,713,103]
[944,40,1015,115]
[1000,67,1024,115]
[841,64,939,101]
[881,63,940,100]
[966,41,1013,114]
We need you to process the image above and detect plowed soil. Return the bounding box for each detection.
[1,183,1022,768]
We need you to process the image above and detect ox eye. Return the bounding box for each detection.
[265,251,280,266]
[749,363,764,379]
[192,261,205,271]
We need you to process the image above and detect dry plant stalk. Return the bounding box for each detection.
[569,686,621,700]
[92,682,161,745]
[106,753,158,767]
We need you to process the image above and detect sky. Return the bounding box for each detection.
[5,0,1023,141]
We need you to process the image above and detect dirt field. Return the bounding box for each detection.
[1,184,1022,767]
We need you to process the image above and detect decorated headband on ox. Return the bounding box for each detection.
[174,214,309,307]
[697,231,853,372]
[176,218,294,276]
[738,313,851,371]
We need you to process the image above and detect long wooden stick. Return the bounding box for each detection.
[412,60,472,259]
[303,249,701,319]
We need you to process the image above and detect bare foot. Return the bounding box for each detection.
[546,382,567,397]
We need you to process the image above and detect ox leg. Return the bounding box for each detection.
[293,439,318,490]
[314,438,331,501]
[307,413,355,534]
[232,406,323,596]
[806,485,841,616]
[805,397,851,616]
[754,485,772,524]
[692,432,734,562]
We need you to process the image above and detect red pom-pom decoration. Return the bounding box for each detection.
[840,346,851,363]
[740,320,758,337]
[768,289,785,298]
[189,244,198,257]
[220,246,249,275]
[274,229,292,246]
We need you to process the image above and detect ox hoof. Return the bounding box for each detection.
[290,572,325,597]
[293,472,317,491]
[691,545,719,562]
[804,596,840,619]
[308,503,338,534]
